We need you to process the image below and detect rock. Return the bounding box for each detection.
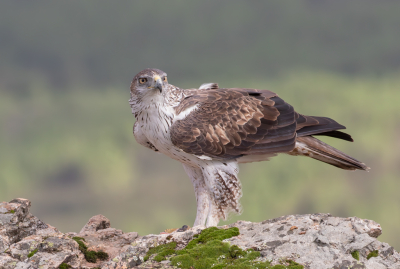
[0,198,56,253]
[1,199,399,269]
[225,214,399,268]
[80,214,111,234]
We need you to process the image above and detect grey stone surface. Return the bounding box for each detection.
[1,199,399,269]
[0,198,53,254]
[225,214,400,268]
[79,214,111,234]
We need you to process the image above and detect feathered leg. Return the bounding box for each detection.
[201,161,242,227]
[182,163,209,226]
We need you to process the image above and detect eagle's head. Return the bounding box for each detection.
[130,68,168,100]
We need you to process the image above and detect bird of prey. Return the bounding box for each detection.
[129,68,368,227]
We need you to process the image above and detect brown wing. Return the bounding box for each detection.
[170,88,298,160]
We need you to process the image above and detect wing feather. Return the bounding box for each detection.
[295,115,354,141]
[170,88,297,159]
[170,87,353,160]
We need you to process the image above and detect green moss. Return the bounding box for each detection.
[8,210,15,214]
[367,250,379,260]
[95,251,109,261]
[72,236,109,263]
[72,236,86,242]
[144,242,177,262]
[171,241,268,269]
[282,260,304,269]
[351,250,360,260]
[185,227,240,250]
[72,237,88,252]
[84,250,109,263]
[85,251,98,263]
[142,227,304,269]
[58,263,71,269]
[27,248,38,258]
[109,230,301,268]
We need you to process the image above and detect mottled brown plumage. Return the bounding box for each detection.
[170,88,361,168]
[129,68,369,228]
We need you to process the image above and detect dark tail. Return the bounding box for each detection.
[291,136,369,171]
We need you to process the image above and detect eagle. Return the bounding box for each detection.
[129,68,368,227]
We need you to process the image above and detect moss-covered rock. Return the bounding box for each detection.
[3,199,399,269]
[351,250,360,260]
[72,237,87,252]
[367,250,379,260]
[143,227,304,269]
[144,241,177,262]
[27,248,38,258]
[72,236,109,263]
[58,263,71,269]
[186,227,239,249]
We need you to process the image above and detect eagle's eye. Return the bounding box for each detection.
[139,78,147,84]
[163,76,168,82]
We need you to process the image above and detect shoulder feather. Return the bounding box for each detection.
[199,82,219,90]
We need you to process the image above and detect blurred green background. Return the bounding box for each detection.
[1,1,400,250]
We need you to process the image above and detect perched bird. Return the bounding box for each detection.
[129,68,368,227]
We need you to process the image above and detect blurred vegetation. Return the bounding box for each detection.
[1,1,400,89]
[0,0,399,251]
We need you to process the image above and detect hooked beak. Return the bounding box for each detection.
[154,76,163,93]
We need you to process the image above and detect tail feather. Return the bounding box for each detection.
[289,136,369,171]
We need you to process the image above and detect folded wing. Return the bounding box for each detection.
[170,88,352,160]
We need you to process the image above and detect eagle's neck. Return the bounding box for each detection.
[141,102,175,127]
[132,85,183,145]
[129,84,184,118]
[135,102,176,158]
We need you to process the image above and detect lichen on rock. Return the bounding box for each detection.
[142,226,304,269]
[72,236,109,263]
[1,199,400,269]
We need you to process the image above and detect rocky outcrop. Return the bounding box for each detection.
[1,198,399,269]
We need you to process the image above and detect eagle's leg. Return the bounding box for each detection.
[201,161,243,227]
[205,200,220,227]
[182,163,210,226]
